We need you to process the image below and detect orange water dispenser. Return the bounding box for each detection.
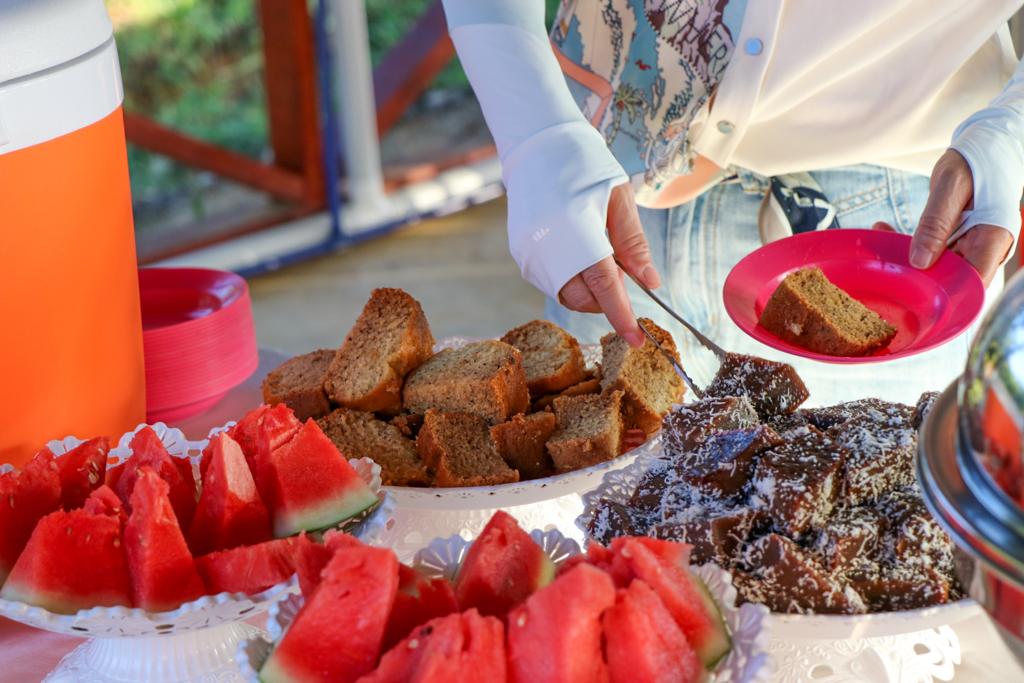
[0,0,145,466]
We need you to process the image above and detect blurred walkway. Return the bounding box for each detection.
[247,198,545,353]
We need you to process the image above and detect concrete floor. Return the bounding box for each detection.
[247,197,546,354]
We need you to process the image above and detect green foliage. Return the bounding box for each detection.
[116,0,567,213]
[115,0,265,205]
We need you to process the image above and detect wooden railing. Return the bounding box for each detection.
[128,0,465,262]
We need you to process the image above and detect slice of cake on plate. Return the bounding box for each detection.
[599,318,686,434]
[416,410,519,487]
[323,287,435,414]
[661,396,759,455]
[490,412,557,480]
[403,340,529,425]
[261,349,334,421]
[316,408,431,487]
[501,319,588,396]
[758,266,896,356]
[545,391,624,472]
[705,352,809,420]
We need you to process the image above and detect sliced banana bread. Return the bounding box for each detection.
[501,320,588,396]
[389,413,424,439]
[546,390,624,472]
[403,340,529,425]
[416,410,518,487]
[490,412,557,480]
[531,375,601,413]
[599,318,686,434]
[261,349,333,421]
[316,408,431,486]
[324,288,435,414]
[758,267,896,356]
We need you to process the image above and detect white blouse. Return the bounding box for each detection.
[442,0,1024,301]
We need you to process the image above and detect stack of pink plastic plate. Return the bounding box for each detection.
[140,268,258,423]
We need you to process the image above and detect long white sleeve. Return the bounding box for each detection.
[441,0,628,299]
[949,56,1024,245]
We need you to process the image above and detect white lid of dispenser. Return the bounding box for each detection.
[0,0,113,85]
[0,0,122,154]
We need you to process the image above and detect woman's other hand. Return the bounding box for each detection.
[903,149,1014,286]
[557,183,661,347]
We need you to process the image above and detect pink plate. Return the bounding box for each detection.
[722,229,985,364]
[139,268,247,331]
[139,268,258,421]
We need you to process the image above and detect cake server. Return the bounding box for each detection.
[614,257,727,360]
[636,319,704,398]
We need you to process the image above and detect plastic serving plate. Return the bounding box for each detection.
[374,338,663,561]
[0,423,393,683]
[237,529,772,683]
[578,447,984,683]
[722,230,985,364]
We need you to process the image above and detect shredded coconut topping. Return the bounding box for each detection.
[593,386,962,615]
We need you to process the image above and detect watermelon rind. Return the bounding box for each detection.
[0,573,298,636]
[0,581,130,616]
[688,571,732,669]
[258,653,303,683]
[273,489,380,538]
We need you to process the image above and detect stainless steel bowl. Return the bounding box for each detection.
[918,270,1024,667]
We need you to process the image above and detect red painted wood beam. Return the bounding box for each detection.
[372,0,455,137]
[258,0,326,207]
[123,113,307,203]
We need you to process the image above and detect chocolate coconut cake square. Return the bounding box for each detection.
[675,426,783,500]
[738,534,867,615]
[705,353,809,420]
[655,506,766,565]
[661,396,759,456]
[749,429,846,537]
[831,414,916,506]
[808,504,887,572]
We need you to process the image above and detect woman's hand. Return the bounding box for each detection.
[905,149,1014,286]
[557,183,661,347]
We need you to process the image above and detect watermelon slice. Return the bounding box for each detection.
[0,449,61,583]
[83,485,128,524]
[56,437,109,510]
[603,580,702,683]
[195,537,299,594]
[114,427,197,530]
[324,530,363,551]
[266,419,378,538]
[225,404,298,463]
[615,537,692,571]
[507,563,615,683]
[223,403,302,507]
[295,533,333,597]
[383,564,459,652]
[188,434,271,555]
[292,530,361,595]
[557,542,614,577]
[603,537,693,588]
[0,508,131,612]
[360,609,506,683]
[454,510,554,618]
[260,544,399,683]
[173,456,197,499]
[608,538,731,668]
[223,405,272,465]
[105,460,126,488]
[124,468,206,612]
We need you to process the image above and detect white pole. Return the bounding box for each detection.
[326,0,391,223]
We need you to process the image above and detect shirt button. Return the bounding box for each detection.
[745,38,764,55]
[717,120,735,135]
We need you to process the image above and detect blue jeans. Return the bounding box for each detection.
[546,164,998,406]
